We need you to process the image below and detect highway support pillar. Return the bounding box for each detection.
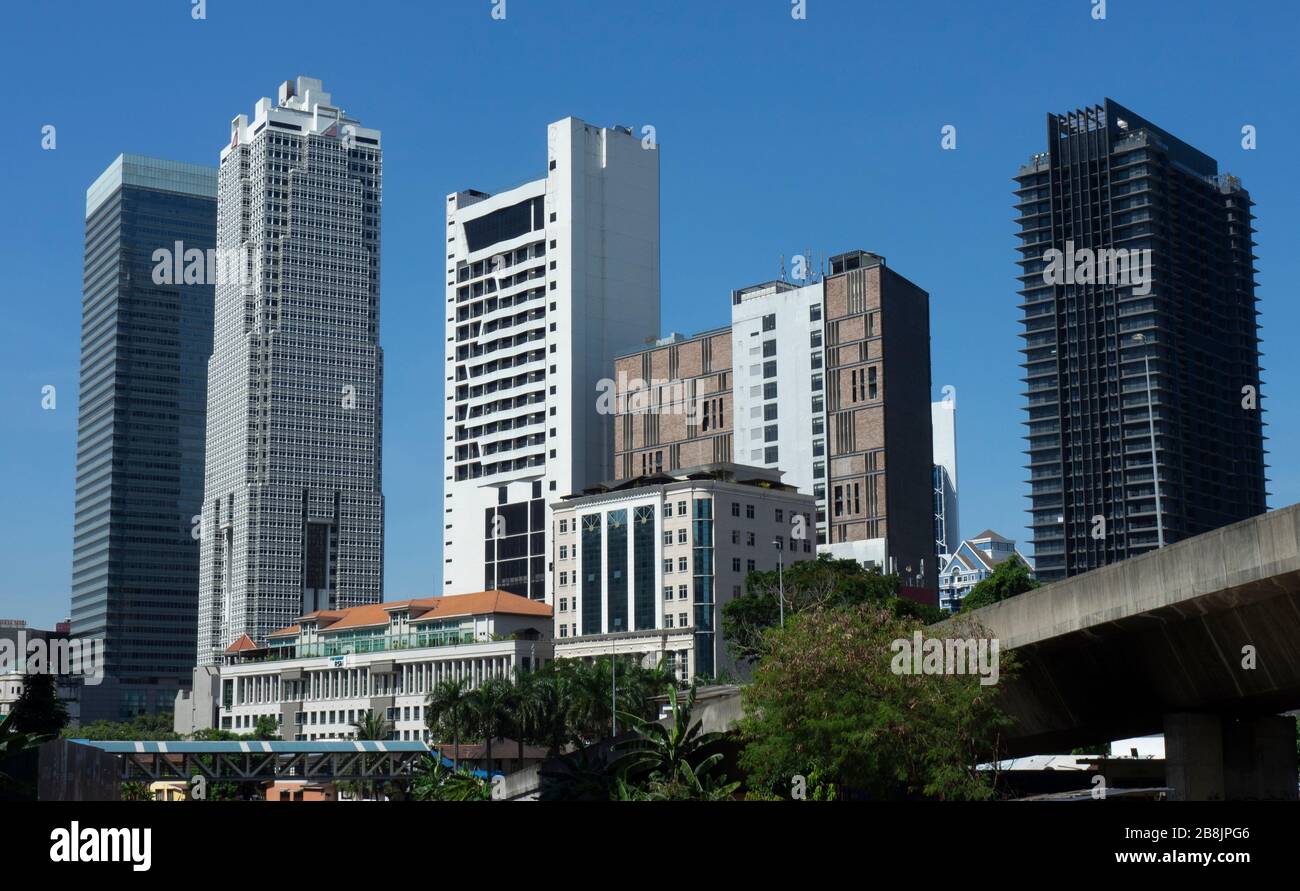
[1165,712,1297,801]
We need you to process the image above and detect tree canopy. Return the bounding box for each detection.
[739,605,1014,800]
[959,555,1040,612]
[722,554,944,664]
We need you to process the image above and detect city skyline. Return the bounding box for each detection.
[3,1,1298,629]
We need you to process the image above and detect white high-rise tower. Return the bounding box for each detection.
[442,118,660,602]
[197,77,384,664]
[932,399,959,555]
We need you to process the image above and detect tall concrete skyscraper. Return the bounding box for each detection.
[73,155,216,720]
[442,118,660,602]
[1014,99,1265,582]
[197,77,384,664]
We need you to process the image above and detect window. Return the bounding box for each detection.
[665,614,675,628]
[677,500,687,516]
[762,313,776,332]
[664,502,673,517]
[764,403,778,421]
[731,502,740,517]
[559,545,568,560]
[679,613,689,627]
[775,509,784,523]
[663,559,673,574]
[731,529,740,544]
[763,382,777,400]
[663,530,673,545]
[763,360,777,379]
[764,424,778,443]
[745,504,755,519]
[747,560,756,573]
[810,303,822,321]
[678,584,688,600]
[764,446,779,464]
[747,531,756,547]
[663,585,673,600]
[762,340,777,357]
[678,556,688,572]
[810,330,822,348]
[677,529,688,544]
[775,536,784,550]
[868,366,878,399]
[732,558,742,572]
[811,373,823,392]
[559,519,568,533]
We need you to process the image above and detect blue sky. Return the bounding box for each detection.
[1,0,1296,628]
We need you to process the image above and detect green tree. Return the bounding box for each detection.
[612,686,739,801]
[350,710,391,741]
[960,555,1039,612]
[465,677,513,773]
[66,714,178,742]
[739,605,1014,800]
[8,674,68,737]
[252,715,280,740]
[723,554,943,664]
[551,657,666,746]
[410,755,491,801]
[0,710,54,799]
[426,678,472,769]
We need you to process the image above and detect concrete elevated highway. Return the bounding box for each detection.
[966,503,1300,799]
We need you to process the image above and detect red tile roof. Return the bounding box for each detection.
[266,590,552,639]
[224,633,262,654]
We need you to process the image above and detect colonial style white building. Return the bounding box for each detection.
[177,590,552,742]
[550,463,815,682]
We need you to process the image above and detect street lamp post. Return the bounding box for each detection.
[1133,334,1165,549]
[773,540,785,629]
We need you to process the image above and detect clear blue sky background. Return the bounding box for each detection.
[1,0,1296,628]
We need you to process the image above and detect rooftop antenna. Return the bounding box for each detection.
[779,253,787,283]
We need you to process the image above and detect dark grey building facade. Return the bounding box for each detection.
[1015,100,1265,582]
[73,155,216,720]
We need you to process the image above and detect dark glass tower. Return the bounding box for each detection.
[73,155,216,720]
[1014,100,1265,582]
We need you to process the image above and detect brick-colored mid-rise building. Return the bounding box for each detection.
[612,250,936,588]
[613,328,733,479]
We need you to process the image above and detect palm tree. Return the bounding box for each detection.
[426,678,471,769]
[347,711,392,801]
[0,710,53,800]
[516,668,566,755]
[350,710,391,741]
[466,676,513,774]
[611,685,738,800]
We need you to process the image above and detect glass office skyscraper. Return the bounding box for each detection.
[1015,100,1266,582]
[73,154,217,720]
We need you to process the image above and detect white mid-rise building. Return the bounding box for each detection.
[198,77,385,664]
[442,118,660,603]
[932,399,959,555]
[730,280,826,534]
[551,463,815,681]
